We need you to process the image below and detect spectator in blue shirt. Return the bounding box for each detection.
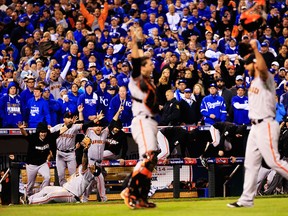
[0,82,23,128]
[77,81,101,121]
[116,61,130,89]
[200,83,227,125]
[25,86,51,128]
[231,85,250,125]
[107,86,132,127]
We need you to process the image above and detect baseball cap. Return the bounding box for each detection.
[235,75,243,81]
[81,77,88,82]
[63,39,72,44]
[19,18,26,23]
[111,32,120,38]
[99,78,107,83]
[182,18,188,22]
[205,30,212,35]
[236,84,245,89]
[53,64,61,69]
[188,20,194,25]
[271,61,279,67]
[93,120,104,127]
[3,34,10,39]
[201,60,209,65]
[36,122,49,133]
[111,17,118,21]
[209,83,217,88]
[43,87,50,92]
[178,79,187,84]
[122,62,129,67]
[184,88,192,93]
[63,112,73,119]
[241,35,249,40]
[279,67,287,72]
[104,55,112,59]
[59,87,67,93]
[89,62,96,68]
[261,42,268,47]
[133,18,140,23]
[107,85,117,91]
[211,39,217,44]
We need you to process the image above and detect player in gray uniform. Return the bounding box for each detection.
[81,111,109,203]
[49,105,84,186]
[27,137,101,204]
[121,26,158,209]
[227,39,288,208]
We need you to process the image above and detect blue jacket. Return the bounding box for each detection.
[77,83,101,121]
[116,73,130,89]
[0,82,23,127]
[107,94,133,127]
[231,95,250,125]
[44,98,61,126]
[25,97,51,127]
[52,48,69,65]
[200,94,227,125]
[96,89,112,118]
[20,88,34,111]
[276,102,286,123]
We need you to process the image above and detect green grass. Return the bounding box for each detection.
[2,197,288,216]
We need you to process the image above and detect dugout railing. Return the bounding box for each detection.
[0,126,246,204]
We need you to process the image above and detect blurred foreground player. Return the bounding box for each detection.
[121,26,159,209]
[227,40,288,208]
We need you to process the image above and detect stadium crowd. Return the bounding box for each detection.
[0,0,287,128]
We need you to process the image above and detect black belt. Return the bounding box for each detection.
[57,149,75,153]
[134,115,155,120]
[251,118,274,125]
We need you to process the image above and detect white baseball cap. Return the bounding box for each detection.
[271,61,279,67]
[236,75,243,81]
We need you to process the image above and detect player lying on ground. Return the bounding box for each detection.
[24,136,101,204]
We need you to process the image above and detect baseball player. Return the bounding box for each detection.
[121,26,158,209]
[49,105,84,186]
[18,121,71,200]
[27,137,101,204]
[81,112,109,203]
[227,40,288,208]
[103,106,128,160]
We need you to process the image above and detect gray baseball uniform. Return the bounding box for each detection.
[238,73,288,207]
[28,165,94,204]
[81,127,109,202]
[50,124,82,186]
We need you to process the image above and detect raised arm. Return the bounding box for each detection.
[130,26,144,79]
[17,121,28,136]
[113,105,124,121]
[250,39,268,81]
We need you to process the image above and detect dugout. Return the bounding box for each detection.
[0,126,247,204]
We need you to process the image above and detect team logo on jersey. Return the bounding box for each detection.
[206,101,222,109]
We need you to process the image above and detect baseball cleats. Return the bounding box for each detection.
[227,202,252,208]
[138,199,156,208]
[120,188,137,209]
[121,188,156,209]
[20,195,28,205]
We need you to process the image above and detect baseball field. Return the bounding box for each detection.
[1,197,288,216]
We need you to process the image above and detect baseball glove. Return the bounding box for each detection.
[81,136,92,149]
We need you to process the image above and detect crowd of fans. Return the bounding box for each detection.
[0,0,288,128]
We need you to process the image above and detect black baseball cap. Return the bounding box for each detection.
[63,112,73,119]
